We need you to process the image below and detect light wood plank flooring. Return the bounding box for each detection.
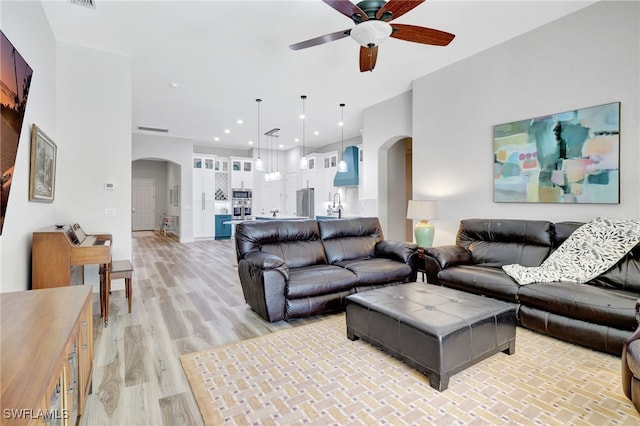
[83,232,322,425]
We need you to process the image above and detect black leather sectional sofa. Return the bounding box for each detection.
[423,218,640,355]
[235,217,417,322]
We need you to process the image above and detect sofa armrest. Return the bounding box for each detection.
[421,245,471,284]
[425,245,472,268]
[375,240,418,282]
[375,240,418,263]
[238,251,290,322]
[243,251,290,280]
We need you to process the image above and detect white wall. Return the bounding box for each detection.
[165,160,181,226]
[411,1,639,246]
[55,42,132,273]
[1,2,132,292]
[0,0,57,292]
[132,133,194,242]
[361,91,412,233]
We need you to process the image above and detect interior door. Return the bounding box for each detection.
[132,178,155,231]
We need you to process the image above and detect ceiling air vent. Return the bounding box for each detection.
[138,126,169,133]
[68,0,96,9]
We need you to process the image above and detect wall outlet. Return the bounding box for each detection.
[105,208,116,217]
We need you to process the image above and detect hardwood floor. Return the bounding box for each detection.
[83,232,321,425]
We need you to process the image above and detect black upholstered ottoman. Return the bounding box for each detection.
[346,283,516,391]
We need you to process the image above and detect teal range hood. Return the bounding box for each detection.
[333,146,359,186]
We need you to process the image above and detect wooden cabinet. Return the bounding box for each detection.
[0,286,93,426]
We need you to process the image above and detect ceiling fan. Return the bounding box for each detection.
[289,0,456,72]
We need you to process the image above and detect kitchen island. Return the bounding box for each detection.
[254,215,305,220]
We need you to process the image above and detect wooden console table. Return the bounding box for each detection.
[0,286,94,425]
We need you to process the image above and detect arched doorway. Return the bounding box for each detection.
[131,158,182,233]
[377,137,413,242]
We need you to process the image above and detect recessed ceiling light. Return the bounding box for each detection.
[237,119,243,124]
[314,131,319,136]
[248,141,253,145]
[224,129,230,134]
[279,144,284,148]
[294,138,300,143]
[214,137,220,141]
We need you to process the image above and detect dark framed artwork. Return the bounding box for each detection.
[29,125,57,202]
[1,30,34,234]
[494,102,620,203]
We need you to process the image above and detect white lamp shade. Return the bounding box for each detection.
[407,200,438,220]
[255,157,264,171]
[337,159,348,173]
[351,20,393,47]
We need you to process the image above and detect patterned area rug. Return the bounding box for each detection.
[180,314,637,425]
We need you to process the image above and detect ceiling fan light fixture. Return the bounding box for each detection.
[350,20,392,47]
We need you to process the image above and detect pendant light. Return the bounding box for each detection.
[299,95,308,170]
[265,132,273,181]
[255,99,264,171]
[273,133,281,181]
[337,103,348,173]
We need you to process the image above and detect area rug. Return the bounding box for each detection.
[180,315,637,425]
[131,231,156,238]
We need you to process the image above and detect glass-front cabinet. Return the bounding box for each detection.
[230,157,254,189]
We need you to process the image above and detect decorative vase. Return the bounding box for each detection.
[414,220,435,247]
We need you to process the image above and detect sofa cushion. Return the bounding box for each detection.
[287,265,359,298]
[319,217,384,263]
[517,282,638,330]
[504,217,640,285]
[335,258,412,285]
[556,221,640,293]
[235,219,327,268]
[457,219,554,267]
[436,265,520,303]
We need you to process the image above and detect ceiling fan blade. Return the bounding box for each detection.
[359,45,379,72]
[390,23,455,46]
[289,29,351,50]
[376,0,426,21]
[323,0,369,22]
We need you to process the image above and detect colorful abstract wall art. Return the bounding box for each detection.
[1,31,34,234]
[494,102,620,204]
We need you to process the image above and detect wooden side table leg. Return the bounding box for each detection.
[126,277,132,313]
[104,267,110,327]
[100,267,105,318]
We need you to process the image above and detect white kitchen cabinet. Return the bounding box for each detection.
[230,157,254,189]
[193,155,216,238]
[300,154,317,190]
[321,151,338,209]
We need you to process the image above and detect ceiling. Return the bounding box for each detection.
[41,0,595,153]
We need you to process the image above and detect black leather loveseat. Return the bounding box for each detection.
[235,217,417,322]
[423,218,640,356]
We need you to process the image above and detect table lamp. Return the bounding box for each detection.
[407,200,438,247]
